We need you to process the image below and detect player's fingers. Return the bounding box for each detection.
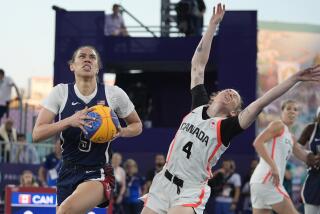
[79,120,86,126]
[83,121,92,128]
[84,115,95,120]
[116,126,122,133]
[275,176,280,186]
[87,106,96,112]
[79,126,88,135]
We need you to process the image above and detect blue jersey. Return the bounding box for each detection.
[60,83,111,166]
[310,123,320,155]
[302,123,320,205]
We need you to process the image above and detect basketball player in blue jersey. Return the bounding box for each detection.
[298,107,320,214]
[141,3,320,214]
[32,46,142,214]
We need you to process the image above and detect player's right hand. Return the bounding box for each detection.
[270,167,280,186]
[68,106,95,134]
[210,3,225,25]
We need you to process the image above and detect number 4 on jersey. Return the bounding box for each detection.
[182,141,193,159]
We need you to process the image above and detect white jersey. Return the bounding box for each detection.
[41,83,134,119]
[165,105,228,184]
[250,125,293,185]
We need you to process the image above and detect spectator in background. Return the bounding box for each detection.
[0,118,17,162]
[143,154,165,195]
[111,152,126,214]
[0,69,20,122]
[104,4,128,36]
[213,159,241,214]
[241,159,258,214]
[20,170,39,187]
[38,139,62,187]
[11,134,40,164]
[194,0,206,36]
[123,159,144,214]
[175,0,206,36]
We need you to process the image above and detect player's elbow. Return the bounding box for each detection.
[253,140,259,148]
[32,130,41,143]
[136,122,143,136]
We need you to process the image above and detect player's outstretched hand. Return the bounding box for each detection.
[210,3,225,25]
[294,65,320,82]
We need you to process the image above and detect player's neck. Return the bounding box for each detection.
[75,79,97,96]
[207,105,229,118]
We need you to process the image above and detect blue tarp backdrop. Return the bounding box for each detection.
[53,10,257,170]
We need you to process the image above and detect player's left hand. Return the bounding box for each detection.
[111,125,124,140]
[294,65,320,82]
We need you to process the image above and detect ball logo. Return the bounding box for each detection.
[19,194,31,204]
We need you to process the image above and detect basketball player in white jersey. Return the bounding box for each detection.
[141,3,320,214]
[250,100,317,214]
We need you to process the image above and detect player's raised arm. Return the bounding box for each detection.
[238,65,320,129]
[190,3,225,89]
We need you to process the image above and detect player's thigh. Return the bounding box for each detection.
[252,208,272,214]
[271,196,299,214]
[141,206,160,214]
[168,205,195,214]
[59,180,105,213]
[304,204,320,214]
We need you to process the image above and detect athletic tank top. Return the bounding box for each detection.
[165,105,228,184]
[308,123,320,155]
[250,124,293,185]
[59,83,111,166]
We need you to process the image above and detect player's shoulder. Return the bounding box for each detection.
[192,105,206,113]
[53,83,68,96]
[269,120,284,128]
[267,120,285,136]
[104,84,126,95]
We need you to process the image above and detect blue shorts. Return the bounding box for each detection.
[57,161,115,208]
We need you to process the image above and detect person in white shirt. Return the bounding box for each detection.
[104,4,128,36]
[0,69,20,122]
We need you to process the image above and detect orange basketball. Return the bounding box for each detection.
[84,105,120,143]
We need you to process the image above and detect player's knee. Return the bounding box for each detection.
[57,201,78,214]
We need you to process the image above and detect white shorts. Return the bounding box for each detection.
[250,183,289,209]
[145,169,211,214]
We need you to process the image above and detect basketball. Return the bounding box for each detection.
[84,105,120,143]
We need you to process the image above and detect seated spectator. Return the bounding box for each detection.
[143,154,165,194]
[20,170,39,187]
[11,134,40,164]
[111,152,126,214]
[123,159,144,214]
[0,118,17,162]
[38,139,61,187]
[104,4,128,36]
